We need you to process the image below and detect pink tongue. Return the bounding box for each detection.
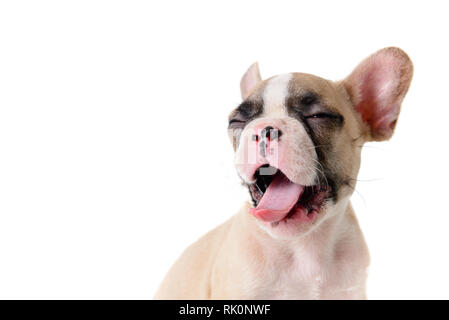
[249,173,304,223]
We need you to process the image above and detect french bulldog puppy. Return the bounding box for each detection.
[155,47,413,299]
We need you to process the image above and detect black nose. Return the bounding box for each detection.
[261,126,282,141]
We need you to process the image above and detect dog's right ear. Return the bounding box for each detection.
[240,62,262,100]
[343,47,413,141]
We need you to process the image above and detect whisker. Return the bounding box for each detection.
[343,180,367,207]
[346,177,383,182]
[356,144,386,151]
[303,144,330,151]
[311,158,329,188]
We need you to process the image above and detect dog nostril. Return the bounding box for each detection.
[261,126,282,140]
[270,128,281,140]
[261,126,273,139]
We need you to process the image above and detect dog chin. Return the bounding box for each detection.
[255,200,332,239]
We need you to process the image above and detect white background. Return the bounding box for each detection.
[0,1,448,299]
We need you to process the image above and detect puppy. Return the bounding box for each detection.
[155,47,413,299]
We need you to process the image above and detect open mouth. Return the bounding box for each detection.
[248,165,331,224]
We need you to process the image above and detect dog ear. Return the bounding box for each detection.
[240,62,262,100]
[343,47,413,141]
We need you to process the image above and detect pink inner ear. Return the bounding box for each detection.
[357,56,399,134]
[348,48,413,140]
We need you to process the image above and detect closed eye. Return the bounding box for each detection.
[305,113,342,120]
[229,119,245,124]
[228,119,246,129]
[304,112,344,127]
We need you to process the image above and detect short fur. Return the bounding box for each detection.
[155,47,413,299]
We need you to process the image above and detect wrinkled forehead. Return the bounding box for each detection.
[249,72,345,115]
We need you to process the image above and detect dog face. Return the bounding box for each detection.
[228,48,413,238]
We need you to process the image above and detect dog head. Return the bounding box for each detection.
[228,47,413,238]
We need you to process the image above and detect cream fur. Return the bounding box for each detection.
[155,47,413,300]
[155,201,369,299]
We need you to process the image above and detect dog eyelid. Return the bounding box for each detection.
[228,118,247,130]
[305,113,336,118]
[304,112,344,122]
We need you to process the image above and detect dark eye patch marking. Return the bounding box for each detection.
[286,91,320,114]
[285,90,345,202]
[286,91,344,128]
[300,91,318,106]
[228,100,263,129]
[228,99,263,150]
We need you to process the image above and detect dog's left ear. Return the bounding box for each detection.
[343,47,413,141]
[240,62,262,100]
